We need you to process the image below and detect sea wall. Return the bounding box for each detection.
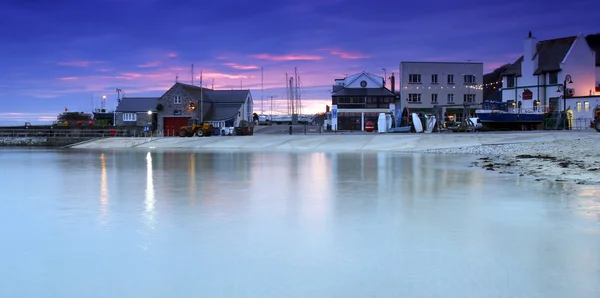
[0,137,95,147]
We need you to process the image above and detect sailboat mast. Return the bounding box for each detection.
[200,70,203,122]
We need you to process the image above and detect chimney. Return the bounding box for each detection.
[524,30,537,63]
[390,73,395,93]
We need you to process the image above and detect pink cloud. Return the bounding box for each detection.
[203,72,249,79]
[138,61,161,68]
[329,50,370,59]
[59,77,78,81]
[169,67,185,71]
[57,61,102,67]
[224,63,260,70]
[167,53,177,58]
[251,53,323,61]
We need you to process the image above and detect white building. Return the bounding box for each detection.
[399,61,483,118]
[500,32,597,114]
[330,71,397,131]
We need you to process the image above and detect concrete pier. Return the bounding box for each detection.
[69,131,597,152]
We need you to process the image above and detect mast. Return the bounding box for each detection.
[261,67,264,114]
[200,70,203,122]
[285,73,289,114]
[191,64,194,85]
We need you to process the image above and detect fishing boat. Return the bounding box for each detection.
[475,101,546,130]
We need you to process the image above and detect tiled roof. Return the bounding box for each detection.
[501,56,523,77]
[115,97,158,112]
[585,33,600,66]
[533,36,576,75]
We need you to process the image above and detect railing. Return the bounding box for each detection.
[543,117,595,131]
[0,128,155,138]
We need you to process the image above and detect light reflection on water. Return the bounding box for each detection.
[0,149,599,298]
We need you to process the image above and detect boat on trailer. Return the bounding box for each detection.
[475,101,547,130]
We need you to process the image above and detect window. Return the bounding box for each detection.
[576,101,582,112]
[431,74,438,84]
[447,94,454,103]
[409,74,421,84]
[549,72,558,84]
[431,94,438,103]
[506,76,515,88]
[463,75,476,84]
[123,113,137,122]
[173,95,182,104]
[408,93,421,103]
[464,94,476,103]
[584,101,590,112]
[447,74,454,84]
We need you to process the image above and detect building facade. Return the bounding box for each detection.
[501,32,597,112]
[156,83,253,136]
[399,61,483,118]
[115,97,159,130]
[330,72,397,131]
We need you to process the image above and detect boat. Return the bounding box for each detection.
[389,126,411,133]
[411,113,424,133]
[475,101,546,130]
[93,108,115,126]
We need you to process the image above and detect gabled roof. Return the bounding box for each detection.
[344,71,384,88]
[170,82,251,121]
[501,56,523,77]
[585,33,600,66]
[533,36,577,75]
[115,97,158,112]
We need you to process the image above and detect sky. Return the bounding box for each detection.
[0,0,597,124]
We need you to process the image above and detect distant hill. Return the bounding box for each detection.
[483,64,511,102]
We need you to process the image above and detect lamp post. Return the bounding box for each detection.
[562,74,573,112]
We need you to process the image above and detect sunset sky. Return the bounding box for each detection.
[0,0,597,124]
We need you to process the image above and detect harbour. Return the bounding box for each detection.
[1,148,599,298]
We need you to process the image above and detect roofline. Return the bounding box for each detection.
[400,61,484,65]
[561,35,579,64]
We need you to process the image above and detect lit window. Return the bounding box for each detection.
[584,101,590,112]
[123,113,137,122]
[576,102,581,112]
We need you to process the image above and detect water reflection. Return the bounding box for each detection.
[3,149,599,297]
[99,152,109,225]
[144,152,155,229]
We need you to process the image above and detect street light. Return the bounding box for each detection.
[147,110,152,115]
[561,74,573,112]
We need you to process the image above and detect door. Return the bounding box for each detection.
[163,117,190,136]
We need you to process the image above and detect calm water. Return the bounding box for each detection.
[1,149,599,298]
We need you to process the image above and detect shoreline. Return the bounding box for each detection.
[6,131,599,186]
[419,137,600,186]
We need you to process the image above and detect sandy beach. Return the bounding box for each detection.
[421,134,600,185]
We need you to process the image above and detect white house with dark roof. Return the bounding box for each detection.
[156,82,253,136]
[501,32,597,113]
[115,97,159,128]
[330,71,397,131]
